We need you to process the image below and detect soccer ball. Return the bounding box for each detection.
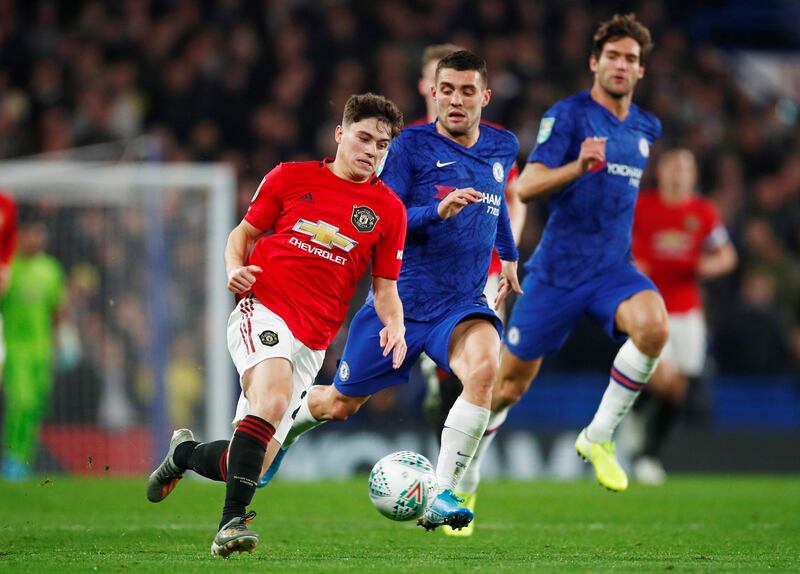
[367,451,438,521]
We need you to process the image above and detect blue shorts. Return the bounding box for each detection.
[505,263,658,360]
[334,301,503,397]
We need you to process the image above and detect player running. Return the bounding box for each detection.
[262,50,522,532]
[410,43,527,537]
[470,13,667,493]
[146,93,407,558]
[628,148,737,483]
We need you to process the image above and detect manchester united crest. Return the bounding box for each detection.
[351,205,379,232]
[259,330,279,347]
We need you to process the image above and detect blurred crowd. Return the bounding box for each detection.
[1,0,798,431]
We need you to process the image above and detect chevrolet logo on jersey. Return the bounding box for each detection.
[292,219,358,252]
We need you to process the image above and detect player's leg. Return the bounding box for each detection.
[258,305,422,487]
[421,274,502,429]
[210,356,292,558]
[580,271,668,491]
[416,316,497,531]
[2,355,33,478]
[637,311,705,483]
[460,348,544,494]
[454,275,581,518]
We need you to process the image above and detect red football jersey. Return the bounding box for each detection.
[244,160,407,350]
[0,192,17,266]
[632,191,728,313]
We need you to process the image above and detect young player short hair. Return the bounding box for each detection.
[342,93,404,139]
[592,13,653,62]
[435,50,488,87]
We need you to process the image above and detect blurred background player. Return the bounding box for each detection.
[145,93,407,558]
[1,219,66,479]
[470,13,667,495]
[628,148,737,484]
[0,191,16,373]
[268,50,521,532]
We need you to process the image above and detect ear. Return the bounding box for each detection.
[481,88,492,108]
[418,78,429,98]
[637,65,645,80]
[335,125,343,144]
[430,84,437,102]
[589,54,599,73]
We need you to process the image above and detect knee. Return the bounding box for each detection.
[631,313,669,356]
[463,358,499,398]
[249,394,290,423]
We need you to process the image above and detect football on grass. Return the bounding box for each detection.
[367,451,437,521]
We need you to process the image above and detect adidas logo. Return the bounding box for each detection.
[300,193,314,202]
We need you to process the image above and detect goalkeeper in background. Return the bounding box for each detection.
[2,217,66,480]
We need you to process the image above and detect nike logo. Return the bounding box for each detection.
[457,451,473,458]
[436,160,456,168]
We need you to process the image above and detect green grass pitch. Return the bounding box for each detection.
[1,476,798,573]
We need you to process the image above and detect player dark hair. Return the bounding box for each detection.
[421,44,465,74]
[435,50,488,87]
[342,93,404,139]
[592,13,653,62]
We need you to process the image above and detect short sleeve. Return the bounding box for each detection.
[703,200,729,250]
[528,102,575,168]
[371,197,407,280]
[244,164,284,231]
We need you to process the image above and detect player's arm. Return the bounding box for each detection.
[697,240,737,280]
[226,165,284,294]
[504,165,527,242]
[494,195,523,309]
[225,220,264,294]
[372,277,407,369]
[516,137,606,202]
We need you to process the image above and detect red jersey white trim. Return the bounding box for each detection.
[244,160,407,349]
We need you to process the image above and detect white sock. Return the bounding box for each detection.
[282,392,325,447]
[458,407,508,494]
[436,396,490,492]
[586,338,659,443]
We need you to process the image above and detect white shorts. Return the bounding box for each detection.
[660,309,707,377]
[227,295,325,444]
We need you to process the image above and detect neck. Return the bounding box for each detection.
[426,102,436,123]
[328,158,369,184]
[660,189,691,206]
[435,120,480,148]
[590,84,632,121]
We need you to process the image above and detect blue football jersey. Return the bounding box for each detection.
[526,89,661,288]
[376,122,520,321]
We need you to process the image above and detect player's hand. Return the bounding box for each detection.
[437,187,484,220]
[494,260,523,311]
[578,136,606,173]
[379,320,407,369]
[227,265,263,294]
